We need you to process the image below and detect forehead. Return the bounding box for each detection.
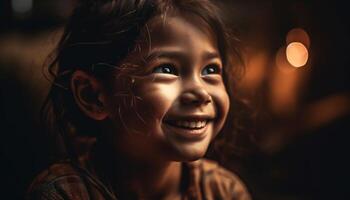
[138,14,219,52]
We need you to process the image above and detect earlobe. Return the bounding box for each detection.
[71,70,109,121]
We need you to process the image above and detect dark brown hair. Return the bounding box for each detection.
[42,0,246,163]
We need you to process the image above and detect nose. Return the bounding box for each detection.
[180,87,212,106]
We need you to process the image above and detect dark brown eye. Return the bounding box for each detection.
[202,64,221,75]
[152,64,178,75]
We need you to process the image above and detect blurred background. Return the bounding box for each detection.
[0,0,349,199]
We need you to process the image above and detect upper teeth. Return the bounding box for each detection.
[175,120,207,129]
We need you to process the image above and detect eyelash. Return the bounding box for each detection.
[151,63,222,76]
[201,64,222,76]
[152,64,178,75]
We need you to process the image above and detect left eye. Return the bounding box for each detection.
[202,64,221,75]
[152,64,178,75]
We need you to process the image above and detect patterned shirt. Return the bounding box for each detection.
[27,159,251,200]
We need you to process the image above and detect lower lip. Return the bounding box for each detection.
[163,122,209,141]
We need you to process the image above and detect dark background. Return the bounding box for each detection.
[1,0,349,199]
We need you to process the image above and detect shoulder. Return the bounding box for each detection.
[189,159,252,200]
[26,161,91,200]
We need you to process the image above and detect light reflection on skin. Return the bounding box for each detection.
[106,16,230,163]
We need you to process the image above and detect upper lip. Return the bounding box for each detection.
[164,114,215,122]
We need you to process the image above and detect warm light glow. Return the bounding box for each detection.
[286,28,310,49]
[11,0,32,14]
[240,49,268,91]
[286,42,308,68]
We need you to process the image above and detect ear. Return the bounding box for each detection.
[71,70,109,121]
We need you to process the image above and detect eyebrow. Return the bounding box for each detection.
[144,49,221,63]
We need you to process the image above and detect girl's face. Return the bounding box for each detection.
[107,15,230,162]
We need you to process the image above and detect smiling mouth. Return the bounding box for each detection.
[162,114,214,140]
[163,118,211,140]
[165,120,208,130]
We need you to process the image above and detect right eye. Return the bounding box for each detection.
[152,64,178,75]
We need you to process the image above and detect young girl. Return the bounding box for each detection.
[27,0,251,199]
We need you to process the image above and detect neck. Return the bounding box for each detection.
[92,142,183,199]
[123,161,182,199]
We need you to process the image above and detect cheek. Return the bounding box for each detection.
[108,77,180,136]
[211,86,230,134]
[221,89,230,117]
[134,83,179,125]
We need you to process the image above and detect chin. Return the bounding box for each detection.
[183,155,205,162]
[170,145,209,162]
[171,154,205,162]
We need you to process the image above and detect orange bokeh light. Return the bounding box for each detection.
[286,42,308,68]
